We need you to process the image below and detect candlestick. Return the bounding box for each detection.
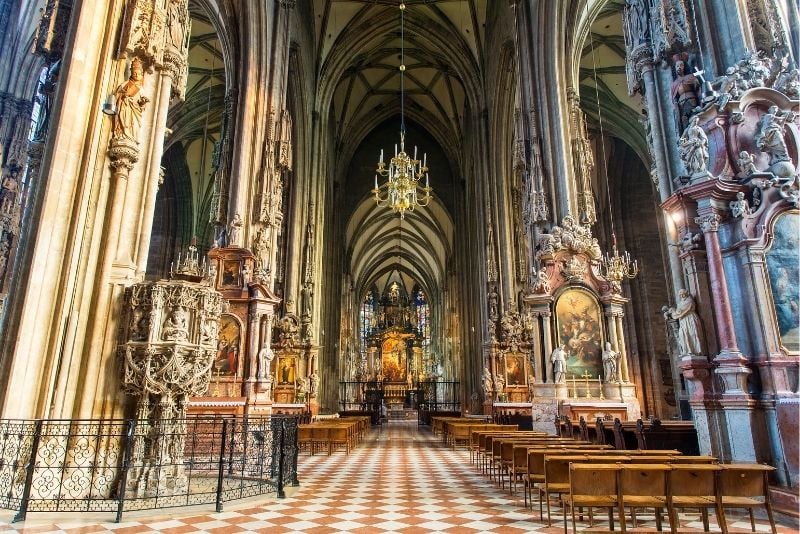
[598,376,605,400]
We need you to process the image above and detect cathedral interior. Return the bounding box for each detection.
[0,0,798,525]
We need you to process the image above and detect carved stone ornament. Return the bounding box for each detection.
[694,213,720,233]
[754,105,796,177]
[277,313,300,347]
[678,229,703,252]
[118,279,225,497]
[729,192,752,218]
[531,268,551,294]
[561,256,588,283]
[536,215,602,261]
[500,309,525,345]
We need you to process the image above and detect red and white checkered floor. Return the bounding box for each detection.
[2,420,797,533]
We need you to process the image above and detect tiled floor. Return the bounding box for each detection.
[2,420,797,533]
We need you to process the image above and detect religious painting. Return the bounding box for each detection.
[221,259,241,287]
[767,211,799,352]
[380,337,407,382]
[214,314,240,376]
[277,356,297,385]
[504,352,527,386]
[555,287,603,379]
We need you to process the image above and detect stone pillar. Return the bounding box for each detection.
[695,212,751,395]
[696,210,757,462]
[542,311,553,383]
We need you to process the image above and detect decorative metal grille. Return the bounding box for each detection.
[0,416,299,523]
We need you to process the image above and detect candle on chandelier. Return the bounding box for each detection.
[374,174,378,189]
[380,149,384,163]
[395,144,398,156]
[414,146,417,161]
[425,173,429,188]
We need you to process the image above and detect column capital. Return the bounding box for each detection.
[694,213,721,233]
[108,139,140,173]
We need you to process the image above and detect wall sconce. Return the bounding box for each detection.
[101,94,117,116]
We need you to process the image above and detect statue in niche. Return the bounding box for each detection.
[32,60,60,143]
[296,376,308,401]
[200,318,217,344]
[301,282,313,317]
[309,370,319,397]
[624,0,649,48]
[602,342,620,383]
[0,240,8,282]
[668,289,704,356]
[671,57,701,132]
[482,366,493,397]
[550,344,567,384]
[527,375,536,400]
[162,306,189,341]
[113,57,149,143]
[729,192,752,218]
[167,0,187,49]
[755,106,794,166]
[532,269,550,294]
[129,307,149,341]
[487,285,499,321]
[227,213,242,246]
[494,373,505,398]
[0,163,21,215]
[257,342,274,379]
[679,116,709,177]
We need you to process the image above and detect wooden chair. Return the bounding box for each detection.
[310,426,330,455]
[618,463,674,532]
[564,464,623,533]
[668,463,725,533]
[328,426,350,454]
[297,425,313,454]
[717,463,776,534]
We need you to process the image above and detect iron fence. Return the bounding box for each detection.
[0,415,299,523]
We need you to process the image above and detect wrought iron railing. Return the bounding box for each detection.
[0,415,299,523]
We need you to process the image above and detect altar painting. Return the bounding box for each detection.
[504,352,527,386]
[555,287,602,378]
[767,212,799,352]
[214,314,240,376]
[381,338,407,382]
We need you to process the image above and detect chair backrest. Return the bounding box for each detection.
[669,464,720,497]
[570,464,620,496]
[718,464,773,498]
[620,464,671,497]
[545,455,584,484]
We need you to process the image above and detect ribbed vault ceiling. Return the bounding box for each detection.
[347,194,453,303]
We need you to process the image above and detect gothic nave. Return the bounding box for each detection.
[1,421,795,533]
[0,0,798,528]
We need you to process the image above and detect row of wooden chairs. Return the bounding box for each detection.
[465,427,777,533]
[564,461,776,534]
[297,416,370,455]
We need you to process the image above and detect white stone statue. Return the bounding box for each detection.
[602,342,620,383]
[494,373,505,398]
[669,289,704,356]
[161,306,188,341]
[482,366,493,396]
[309,370,319,397]
[296,376,309,401]
[679,116,709,177]
[257,342,274,379]
[527,375,536,401]
[729,192,752,218]
[550,344,567,384]
[227,213,243,247]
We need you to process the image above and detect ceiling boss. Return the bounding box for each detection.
[373,2,432,219]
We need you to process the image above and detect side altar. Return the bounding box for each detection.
[482,216,642,432]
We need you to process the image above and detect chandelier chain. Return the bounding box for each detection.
[372,1,432,219]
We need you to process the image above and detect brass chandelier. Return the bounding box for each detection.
[373,2,432,219]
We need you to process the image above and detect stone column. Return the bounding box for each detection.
[696,210,756,462]
[542,311,553,383]
[530,311,541,383]
[695,212,751,395]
